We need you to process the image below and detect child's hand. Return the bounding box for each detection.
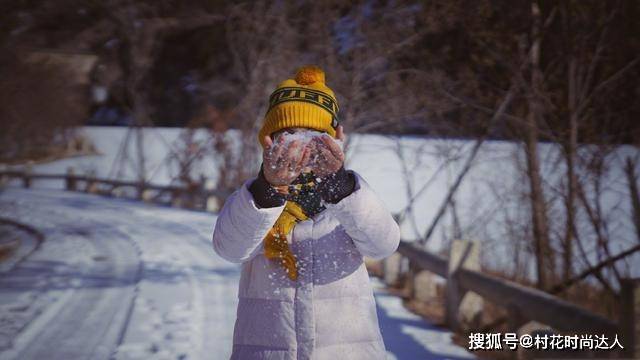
[262,134,312,186]
[309,126,345,177]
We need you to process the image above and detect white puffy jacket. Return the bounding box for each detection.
[212,170,400,360]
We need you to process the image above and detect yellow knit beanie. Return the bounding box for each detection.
[258,65,339,148]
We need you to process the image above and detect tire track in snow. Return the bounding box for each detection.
[0,188,235,360]
[109,209,236,359]
[0,190,142,359]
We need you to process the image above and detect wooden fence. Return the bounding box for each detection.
[0,167,228,212]
[378,240,639,359]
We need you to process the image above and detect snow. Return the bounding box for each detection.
[0,187,475,359]
[371,278,475,360]
[268,130,345,175]
[274,130,333,148]
[0,188,231,359]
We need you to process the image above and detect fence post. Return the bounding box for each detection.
[141,189,154,203]
[404,261,418,298]
[136,181,145,200]
[195,175,205,210]
[22,164,32,188]
[65,167,76,191]
[0,169,7,188]
[202,177,218,212]
[620,278,640,359]
[445,239,483,333]
[206,195,219,212]
[413,268,438,304]
[85,170,98,194]
[383,252,404,287]
[171,189,182,208]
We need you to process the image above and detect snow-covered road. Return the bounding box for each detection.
[0,187,475,360]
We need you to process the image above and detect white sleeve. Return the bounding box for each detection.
[324,171,401,260]
[212,179,285,263]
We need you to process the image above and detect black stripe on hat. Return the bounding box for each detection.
[267,87,340,127]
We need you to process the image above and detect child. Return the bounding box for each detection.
[212,65,400,360]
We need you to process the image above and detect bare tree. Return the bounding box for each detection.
[0,49,87,163]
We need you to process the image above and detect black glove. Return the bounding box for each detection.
[249,165,286,208]
[316,166,355,204]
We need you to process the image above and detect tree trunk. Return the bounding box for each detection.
[563,57,578,282]
[625,157,640,242]
[526,1,554,290]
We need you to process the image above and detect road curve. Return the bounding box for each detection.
[0,187,236,360]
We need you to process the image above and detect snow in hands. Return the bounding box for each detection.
[262,128,346,186]
[273,130,344,151]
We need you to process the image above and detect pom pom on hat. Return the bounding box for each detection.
[295,65,325,85]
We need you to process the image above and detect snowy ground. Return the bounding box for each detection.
[0,187,476,360]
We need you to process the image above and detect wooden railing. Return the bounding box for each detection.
[0,168,228,212]
[378,240,639,358]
